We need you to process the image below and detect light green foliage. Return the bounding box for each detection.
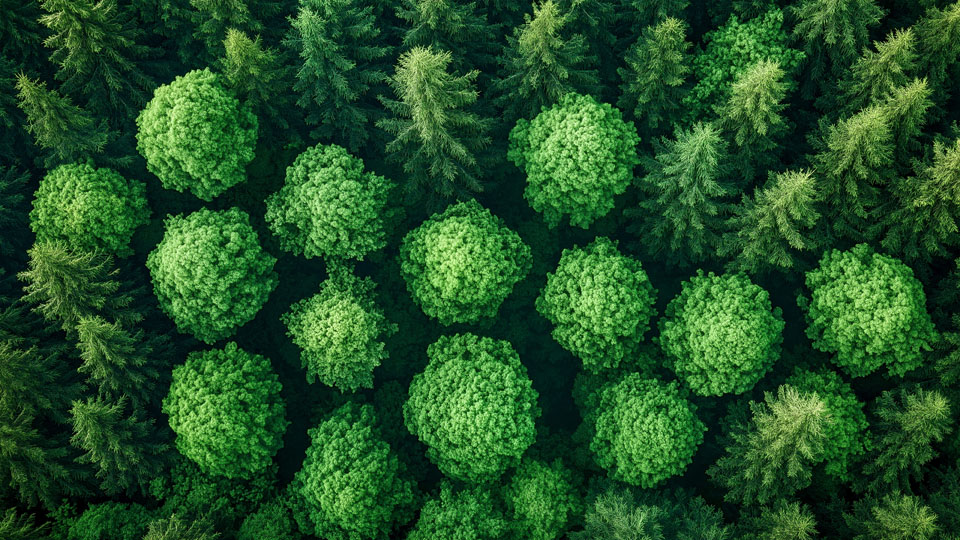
[281,268,395,391]
[684,9,802,120]
[660,271,784,396]
[67,502,154,540]
[846,493,939,540]
[720,170,822,274]
[915,1,960,90]
[508,93,639,229]
[617,17,691,133]
[791,0,884,80]
[630,122,730,266]
[221,29,289,130]
[399,200,531,325]
[147,207,278,343]
[407,482,507,540]
[708,385,829,505]
[0,507,49,540]
[717,59,788,180]
[396,0,497,72]
[881,78,932,162]
[143,514,219,540]
[749,501,818,540]
[187,0,281,62]
[136,68,258,201]
[404,333,540,483]
[536,237,657,372]
[30,162,149,257]
[76,315,157,408]
[588,375,705,488]
[378,46,491,199]
[290,402,416,540]
[265,144,397,260]
[861,388,953,493]
[70,396,166,495]
[801,244,936,377]
[504,458,580,540]
[785,368,869,482]
[838,29,917,114]
[571,488,731,540]
[15,74,108,164]
[237,500,300,540]
[285,0,389,149]
[495,0,599,122]
[163,343,288,479]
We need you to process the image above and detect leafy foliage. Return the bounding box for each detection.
[406,482,506,540]
[504,458,581,540]
[66,501,154,540]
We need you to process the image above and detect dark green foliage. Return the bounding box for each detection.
[404,333,540,483]
[800,244,936,378]
[281,268,395,391]
[147,208,278,344]
[406,482,507,540]
[16,74,109,164]
[660,271,784,396]
[509,93,639,228]
[136,68,258,201]
[0,167,29,259]
[66,502,154,540]
[586,375,706,488]
[289,402,416,540]
[915,2,960,91]
[504,458,581,540]
[221,29,290,131]
[187,0,282,62]
[536,237,657,373]
[709,385,829,505]
[285,0,390,149]
[881,78,932,162]
[837,29,917,115]
[76,315,158,408]
[571,488,731,540]
[237,500,300,540]
[265,144,398,260]
[0,508,49,540]
[629,122,730,266]
[400,200,531,325]
[494,0,599,122]
[143,514,219,540]
[790,0,884,82]
[844,493,939,540]
[30,162,150,257]
[617,17,690,133]
[396,0,498,72]
[0,329,77,422]
[163,343,288,479]
[378,46,492,199]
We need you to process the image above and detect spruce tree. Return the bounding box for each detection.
[397,0,498,72]
[0,0,45,68]
[0,166,29,260]
[750,501,818,540]
[837,28,916,115]
[0,508,50,540]
[188,0,283,61]
[221,28,290,131]
[791,0,885,84]
[70,396,167,496]
[915,1,960,95]
[617,16,690,134]
[881,78,932,163]
[720,169,822,274]
[494,0,599,122]
[629,121,731,266]
[845,493,940,540]
[0,338,78,424]
[285,0,391,149]
[15,74,108,165]
[619,0,688,33]
[76,315,159,409]
[717,59,788,181]
[39,0,155,123]
[378,46,492,200]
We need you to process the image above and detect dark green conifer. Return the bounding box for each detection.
[15,74,108,165]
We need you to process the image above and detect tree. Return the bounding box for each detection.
[504,458,580,540]
[143,515,219,540]
[619,0,689,33]
[407,482,507,540]
[66,502,155,540]
[15,74,108,164]
[404,333,540,483]
[708,385,829,505]
[288,402,416,539]
[571,487,730,540]
[800,244,936,378]
[845,493,939,540]
[399,200,531,325]
[494,0,599,122]
[136,68,258,201]
[281,267,396,391]
[396,0,498,72]
[536,237,657,373]
[70,396,167,496]
[0,166,29,260]
[629,122,730,266]
[585,374,705,488]
[860,388,953,493]
[790,0,884,83]
[746,501,818,540]
[617,16,690,134]
[220,29,290,131]
[162,343,287,483]
[29,162,150,257]
[881,78,932,162]
[265,143,399,260]
[19,242,139,333]
[76,315,158,408]
[146,207,278,344]
[812,106,894,240]
[187,0,282,62]
[0,508,49,540]
[660,271,784,396]
[378,46,492,200]
[717,59,788,181]
[39,0,154,122]
[237,500,299,540]
[720,170,822,274]
[837,28,917,114]
[284,0,390,149]
[508,93,639,228]
[915,1,960,93]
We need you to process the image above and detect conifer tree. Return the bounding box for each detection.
[749,501,818,540]
[791,0,885,83]
[915,1,960,94]
[0,166,29,261]
[720,170,822,274]
[76,315,159,409]
[617,16,690,134]
[396,0,498,72]
[188,0,282,61]
[494,0,599,122]
[70,396,167,496]
[15,74,108,165]
[557,0,615,75]
[845,493,940,540]
[718,59,788,181]
[221,29,290,131]
[837,28,916,115]
[629,121,731,266]
[881,78,932,163]
[708,385,830,505]
[620,0,688,32]
[0,338,78,424]
[285,0,391,149]
[378,46,492,200]
[0,0,45,69]
[39,0,155,123]
[0,508,49,540]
